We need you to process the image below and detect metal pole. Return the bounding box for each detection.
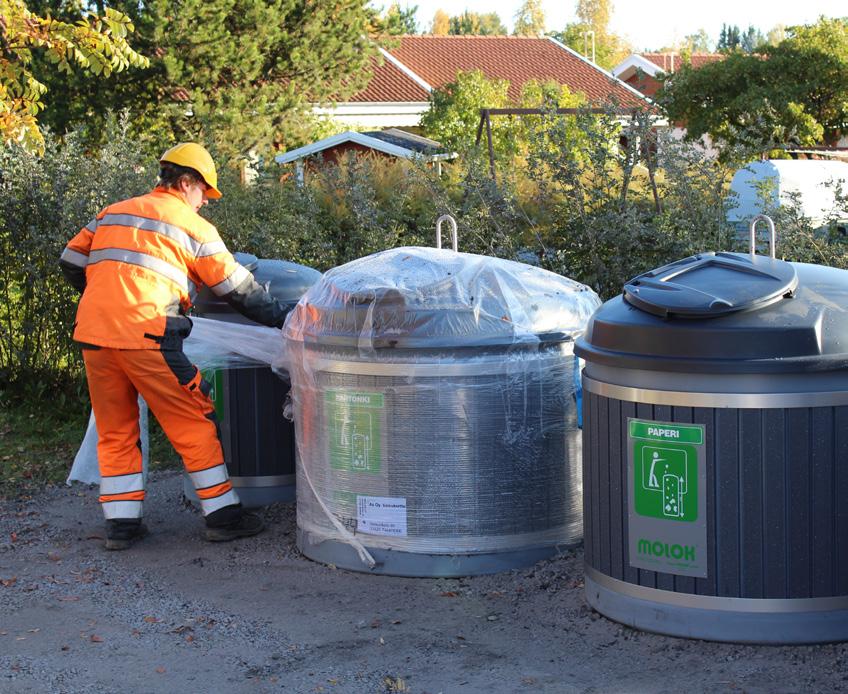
[475,111,486,147]
[583,30,596,63]
[485,111,496,182]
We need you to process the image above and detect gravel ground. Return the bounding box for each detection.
[1,470,846,694]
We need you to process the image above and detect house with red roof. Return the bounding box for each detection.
[314,35,649,128]
[612,53,724,98]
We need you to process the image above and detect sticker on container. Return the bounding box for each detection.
[356,496,407,537]
[627,419,707,578]
[201,369,225,421]
[325,390,384,473]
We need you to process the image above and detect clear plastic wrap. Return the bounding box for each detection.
[183,316,289,372]
[285,247,600,351]
[284,247,602,570]
[67,397,150,485]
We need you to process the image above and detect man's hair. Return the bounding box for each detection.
[158,161,205,190]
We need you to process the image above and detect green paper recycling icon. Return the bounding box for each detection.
[633,443,697,522]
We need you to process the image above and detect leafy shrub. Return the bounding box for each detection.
[7,110,848,401]
[0,117,154,397]
[750,180,848,268]
[522,106,742,297]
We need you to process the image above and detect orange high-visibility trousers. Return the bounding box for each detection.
[82,348,240,520]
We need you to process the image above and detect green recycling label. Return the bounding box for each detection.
[325,390,383,473]
[627,419,707,578]
[201,369,225,420]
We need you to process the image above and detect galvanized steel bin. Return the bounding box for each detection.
[285,247,601,576]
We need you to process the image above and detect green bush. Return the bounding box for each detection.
[0,118,154,398]
[207,155,442,270]
[6,111,848,403]
[519,106,742,298]
[747,175,848,268]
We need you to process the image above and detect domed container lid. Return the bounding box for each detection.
[284,247,601,349]
[252,259,322,308]
[623,252,798,318]
[194,253,321,318]
[234,252,259,273]
[576,252,848,374]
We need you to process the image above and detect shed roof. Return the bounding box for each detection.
[274,130,454,165]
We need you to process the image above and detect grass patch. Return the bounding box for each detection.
[0,399,89,499]
[0,395,183,500]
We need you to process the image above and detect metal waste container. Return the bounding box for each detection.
[575,226,848,643]
[285,246,601,576]
[191,255,321,506]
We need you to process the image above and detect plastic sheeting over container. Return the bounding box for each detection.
[284,247,601,576]
[190,257,322,506]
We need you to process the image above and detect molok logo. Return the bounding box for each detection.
[637,538,695,562]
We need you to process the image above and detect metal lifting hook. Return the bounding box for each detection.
[749,214,777,259]
[435,214,459,252]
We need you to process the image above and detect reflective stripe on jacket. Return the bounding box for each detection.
[59,187,287,348]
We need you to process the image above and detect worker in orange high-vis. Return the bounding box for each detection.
[59,143,288,550]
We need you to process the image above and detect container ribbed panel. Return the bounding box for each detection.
[584,391,848,600]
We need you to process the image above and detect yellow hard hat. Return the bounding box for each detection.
[160,142,222,199]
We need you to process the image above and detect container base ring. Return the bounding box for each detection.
[298,528,577,578]
[585,565,848,644]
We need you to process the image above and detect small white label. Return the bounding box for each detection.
[356,495,407,537]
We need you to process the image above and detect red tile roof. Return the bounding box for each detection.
[351,56,430,102]
[641,53,724,72]
[348,36,645,107]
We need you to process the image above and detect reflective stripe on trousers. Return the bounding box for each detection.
[198,488,240,515]
[100,472,144,496]
[102,499,143,520]
[84,348,237,519]
[189,463,229,490]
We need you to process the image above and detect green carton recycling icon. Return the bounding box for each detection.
[326,390,383,473]
[633,443,697,522]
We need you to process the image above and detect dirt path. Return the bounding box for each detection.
[1,471,846,693]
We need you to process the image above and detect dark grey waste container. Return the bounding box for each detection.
[575,250,848,643]
[192,255,321,506]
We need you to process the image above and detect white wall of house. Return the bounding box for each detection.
[312,102,430,128]
[664,127,720,159]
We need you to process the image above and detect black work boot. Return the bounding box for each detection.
[204,504,265,542]
[105,519,148,551]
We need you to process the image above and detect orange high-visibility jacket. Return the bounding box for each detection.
[59,187,285,349]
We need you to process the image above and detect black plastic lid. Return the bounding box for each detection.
[194,255,321,317]
[252,259,322,306]
[623,252,798,319]
[576,260,848,374]
[233,252,259,272]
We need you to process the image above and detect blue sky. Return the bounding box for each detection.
[388,0,847,50]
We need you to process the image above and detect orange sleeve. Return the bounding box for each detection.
[189,226,286,328]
